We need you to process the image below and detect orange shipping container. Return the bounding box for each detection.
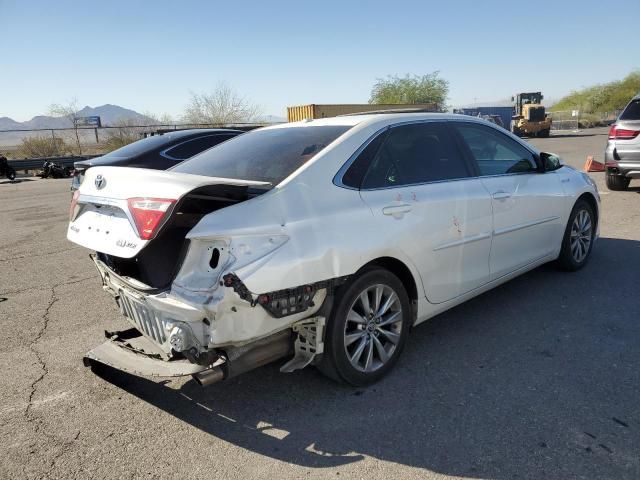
[286,103,438,122]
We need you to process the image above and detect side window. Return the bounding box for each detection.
[341,129,388,188]
[454,123,537,176]
[164,134,234,160]
[361,123,470,189]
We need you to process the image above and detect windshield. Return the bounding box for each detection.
[171,125,352,185]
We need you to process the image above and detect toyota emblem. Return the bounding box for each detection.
[95,174,106,189]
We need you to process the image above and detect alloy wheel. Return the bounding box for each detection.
[570,209,592,263]
[343,284,403,373]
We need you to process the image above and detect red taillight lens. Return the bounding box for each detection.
[609,125,640,140]
[69,189,80,221]
[127,197,176,240]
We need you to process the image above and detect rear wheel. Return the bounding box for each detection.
[605,173,630,191]
[319,268,411,386]
[539,129,550,138]
[557,200,595,271]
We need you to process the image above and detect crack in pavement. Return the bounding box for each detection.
[24,285,57,425]
[0,275,99,297]
[22,280,86,478]
[0,246,83,263]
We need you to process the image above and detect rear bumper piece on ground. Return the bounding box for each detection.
[83,329,210,377]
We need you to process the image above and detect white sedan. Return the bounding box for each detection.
[68,113,600,386]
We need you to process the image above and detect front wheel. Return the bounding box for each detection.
[557,200,595,271]
[319,268,411,386]
[6,167,16,181]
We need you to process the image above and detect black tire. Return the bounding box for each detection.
[605,173,630,191]
[7,167,16,181]
[557,199,595,271]
[318,267,411,386]
[539,129,550,138]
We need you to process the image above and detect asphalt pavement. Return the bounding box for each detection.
[1,127,639,479]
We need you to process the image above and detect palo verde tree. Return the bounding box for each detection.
[182,83,261,125]
[369,72,449,109]
[49,98,84,155]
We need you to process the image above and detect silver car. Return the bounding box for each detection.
[605,94,640,190]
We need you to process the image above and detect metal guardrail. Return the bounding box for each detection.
[7,155,101,172]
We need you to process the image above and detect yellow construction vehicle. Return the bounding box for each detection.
[510,92,552,137]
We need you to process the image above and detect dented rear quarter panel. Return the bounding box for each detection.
[183,118,425,297]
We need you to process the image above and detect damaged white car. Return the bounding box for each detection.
[68,113,600,386]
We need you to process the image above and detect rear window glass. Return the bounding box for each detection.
[101,133,182,158]
[163,134,235,160]
[172,126,352,185]
[620,99,640,121]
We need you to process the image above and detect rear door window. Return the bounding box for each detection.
[620,99,640,120]
[361,122,470,189]
[453,123,537,176]
[163,134,236,160]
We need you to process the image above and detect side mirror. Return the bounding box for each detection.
[540,152,562,171]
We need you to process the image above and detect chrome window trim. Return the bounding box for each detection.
[333,125,391,190]
[452,120,541,173]
[160,134,232,161]
[333,117,544,191]
[334,118,480,191]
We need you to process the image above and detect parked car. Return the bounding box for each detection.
[605,94,640,190]
[68,113,600,387]
[71,128,243,190]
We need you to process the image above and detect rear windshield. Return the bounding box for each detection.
[171,125,351,184]
[620,99,640,121]
[101,132,191,158]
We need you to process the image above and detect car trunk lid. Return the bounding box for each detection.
[67,166,270,260]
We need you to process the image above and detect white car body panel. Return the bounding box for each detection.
[68,113,600,374]
[359,177,493,304]
[480,171,566,280]
[67,167,269,258]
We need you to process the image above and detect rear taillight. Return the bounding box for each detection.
[609,125,640,140]
[69,189,80,221]
[127,197,176,240]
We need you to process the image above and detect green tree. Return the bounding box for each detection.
[369,72,449,108]
[552,70,640,114]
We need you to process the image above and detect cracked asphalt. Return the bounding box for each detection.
[1,128,639,479]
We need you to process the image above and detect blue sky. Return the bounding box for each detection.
[1,0,637,121]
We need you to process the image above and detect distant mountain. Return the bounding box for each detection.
[0,104,152,131]
[259,114,287,123]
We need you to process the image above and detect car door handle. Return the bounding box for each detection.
[492,191,512,200]
[382,204,412,216]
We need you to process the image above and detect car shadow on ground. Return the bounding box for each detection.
[0,178,35,185]
[547,133,602,138]
[95,237,640,479]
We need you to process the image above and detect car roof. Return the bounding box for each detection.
[264,112,491,130]
[152,128,243,139]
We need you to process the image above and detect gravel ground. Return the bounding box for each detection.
[1,127,639,480]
